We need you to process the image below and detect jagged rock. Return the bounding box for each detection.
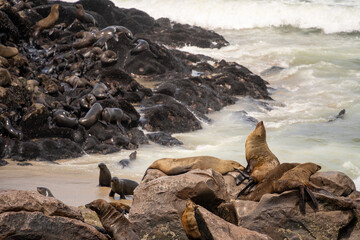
[310,171,356,197]
[0,211,107,240]
[146,132,183,146]
[195,205,272,240]
[129,169,229,239]
[237,190,356,240]
[141,168,167,184]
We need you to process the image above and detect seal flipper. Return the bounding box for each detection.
[235,169,250,186]
[237,178,256,198]
[299,185,306,215]
[116,121,126,134]
[109,190,115,197]
[305,186,318,212]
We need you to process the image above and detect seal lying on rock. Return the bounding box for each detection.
[0,115,23,139]
[36,187,54,197]
[109,177,138,199]
[79,102,103,128]
[98,162,111,187]
[33,4,59,37]
[75,4,96,26]
[86,199,140,240]
[237,121,280,195]
[52,109,78,129]
[144,156,244,179]
[0,44,18,58]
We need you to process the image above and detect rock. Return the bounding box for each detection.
[21,103,50,138]
[310,171,356,197]
[195,205,272,240]
[223,171,247,199]
[141,94,202,133]
[0,190,83,220]
[0,211,107,240]
[129,169,229,239]
[238,190,356,240]
[146,132,183,146]
[0,159,8,167]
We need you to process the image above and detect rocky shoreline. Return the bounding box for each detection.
[0,0,270,164]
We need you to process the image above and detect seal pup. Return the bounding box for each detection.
[0,44,18,58]
[129,151,137,161]
[109,177,139,199]
[80,93,96,109]
[0,115,23,139]
[328,109,346,122]
[237,121,280,194]
[52,109,78,129]
[0,67,11,86]
[37,187,54,197]
[274,162,321,214]
[79,102,103,128]
[33,4,59,37]
[86,199,140,240]
[182,199,201,240]
[101,107,128,131]
[143,156,244,179]
[75,4,96,26]
[98,162,111,187]
[130,39,150,55]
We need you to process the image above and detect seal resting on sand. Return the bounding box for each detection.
[143,156,244,180]
[86,199,140,240]
[237,121,280,195]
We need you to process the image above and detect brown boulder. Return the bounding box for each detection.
[310,171,356,197]
[129,169,229,239]
[237,191,355,240]
[0,211,107,240]
[195,205,272,240]
[0,190,83,221]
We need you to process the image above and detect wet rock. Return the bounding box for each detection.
[21,103,49,138]
[237,190,356,240]
[129,169,229,239]
[17,162,32,166]
[310,171,356,197]
[141,94,202,133]
[146,132,183,146]
[195,205,272,240]
[0,211,107,240]
[0,159,8,167]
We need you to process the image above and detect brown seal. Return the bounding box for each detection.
[75,4,96,26]
[0,44,18,58]
[52,109,78,129]
[109,177,139,199]
[33,4,59,36]
[73,31,96,49]
[85,199,140,240]
[182,199,201,240]
[0,67,11,86]
[98,162,111,187]
[144,156,244,179]
[274,162,321,213]
[79,102,103,128]
[0,114,23,139]
[100,50,117,66]
[237,121,280,194]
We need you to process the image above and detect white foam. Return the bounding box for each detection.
[115,0,360,33]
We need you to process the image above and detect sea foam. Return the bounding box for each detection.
[115,0,360,34]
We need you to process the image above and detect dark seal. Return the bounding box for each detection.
[79,102,103,128]
[109,177,139,199]
[52,109,78,129]
[98,162,111,187]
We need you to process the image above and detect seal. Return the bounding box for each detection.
[91,82,108,99]
[129,151,137,161]
[75,4,96,26]
[73,31,96,49]
[33,4,59,36]
[80,93,96,109]
[0,44,18,58]
[37,187,55,197]
[144,156,244,179]
[238,163,299,200]
[237,121,280,194]
[0,67,11,86]
[182,199,201,240]
[101,107,127,129]
[85,199,140,240]
[52,109,78,129]
[98,162,111,187]
[100,50,117,66]
[109,177,139,199]
[0,115,23,139]
[79,102,103,128]
[130,39,150,55]
[274,162,321,213]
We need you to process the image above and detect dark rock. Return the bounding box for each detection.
[147,132,183,146]
[0,159,8,167]
[17,162,32,166]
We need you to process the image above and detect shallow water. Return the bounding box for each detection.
[1,0,360,206]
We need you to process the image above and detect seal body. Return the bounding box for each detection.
[131,39,149,54]
[53,109,78,129]
[0,44,18,58]
[109,177,139,199]
[98,162,111,187]
[147,156,244,176]
[85,199,140,240]
[0,67,11,86]
[33,4,59,34]
[75,4,96,25]
[79,102,103,128]
[37,187,54,197]
[101,108,124,125]
[245,121,280,183]
[91,83,108,99]
[182,199,201,240]
[0,115,23,139]
[73,31,96,49]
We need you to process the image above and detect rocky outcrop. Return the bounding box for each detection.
[0,190,107,240]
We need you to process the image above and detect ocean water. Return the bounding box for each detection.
[1,0,359,206]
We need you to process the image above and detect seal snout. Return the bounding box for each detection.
[256,121,264,128]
